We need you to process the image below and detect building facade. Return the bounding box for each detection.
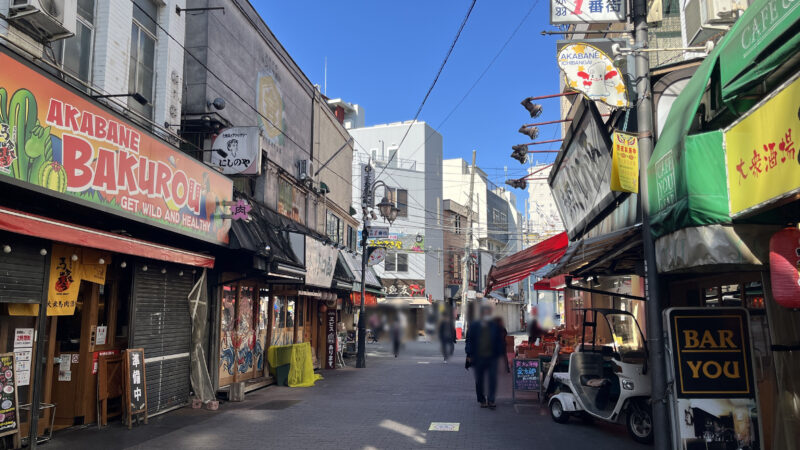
[349,121,444,304]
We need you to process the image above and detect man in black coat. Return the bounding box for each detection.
[465,304,506,409]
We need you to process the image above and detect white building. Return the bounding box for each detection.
[443,158,524,296]
[350,121,444,302]
[526,163,564,244]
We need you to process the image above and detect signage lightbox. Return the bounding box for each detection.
[551,0,627,25]
[557,42,630,109]
[210,127,262,175]
[0,51,232,244]
[664,307,762,450]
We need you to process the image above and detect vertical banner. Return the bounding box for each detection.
[48,244,82,315]
[664,308,762,450]
[326,309,337,369]
[0,353,19,438]
[611,130,639,193]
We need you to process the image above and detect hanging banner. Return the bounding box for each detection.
[664,308,763,450]
[558,43,630,109]
[769,227,800,309]
[611,130,639,193]
[0,353,19,438]
[0,51,232,244]
[724,75,800,217]
[550,0,627,25]
[209,127,262,175]
[79,248,110,284]
[47,244,82,316]
[326,309,337,369]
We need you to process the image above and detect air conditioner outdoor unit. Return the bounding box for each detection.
[684,0,747,46]
[298,159,313,184]
[8,0,77,42]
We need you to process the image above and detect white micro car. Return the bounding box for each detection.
[546,308,653,444]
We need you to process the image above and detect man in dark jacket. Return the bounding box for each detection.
[465,304,506,409]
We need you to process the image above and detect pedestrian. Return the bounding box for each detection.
[527,315,543,346]
[438,316,456,362]
[465,304,505,410]
[391,312,405,357]
[495,317,510,373]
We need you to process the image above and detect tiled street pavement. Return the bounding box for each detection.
[47,340,646,449]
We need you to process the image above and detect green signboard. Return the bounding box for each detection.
[719,0,800,100]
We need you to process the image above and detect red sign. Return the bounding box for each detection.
[0,51,232,244]
[769,228,800,309]
[326,309,337,369]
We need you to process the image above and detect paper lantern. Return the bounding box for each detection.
[769,228,800,308]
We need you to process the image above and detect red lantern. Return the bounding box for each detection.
[320,303,328,313]
[769,228,800,308]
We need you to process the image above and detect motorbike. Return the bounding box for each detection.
[545,308,653,444]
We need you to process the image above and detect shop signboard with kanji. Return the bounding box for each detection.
[551,0,627,24]
[124,348,148,428]
[326,309,337,369]
[0,50,232,244]
[548,99,620,239]
[611,130,639,193]
[724,75,800,217]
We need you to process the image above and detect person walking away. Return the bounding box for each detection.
[439,316,456,362]
[495,317,510,373]
[391,312,406,357]
[465,304,505,409]
[527,315,543,346]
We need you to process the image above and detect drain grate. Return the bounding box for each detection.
[251,400,302,410]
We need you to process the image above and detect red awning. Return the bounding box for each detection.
[486,232,568,292]
[0,206,215,268]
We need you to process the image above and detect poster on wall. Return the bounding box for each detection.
[210,127,262,175]
[0,353,19,438]
[664,308,763,450]
[0,51,232,244]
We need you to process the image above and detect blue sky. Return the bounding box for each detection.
[252,0,562,214]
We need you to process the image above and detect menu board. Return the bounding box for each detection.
[513,359,540,392]
[0,353,19,438]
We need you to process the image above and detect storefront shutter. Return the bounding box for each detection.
[131,263,194,415]
[0,232,47,304]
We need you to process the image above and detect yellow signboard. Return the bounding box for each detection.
[611,130,639,193]
[725,76,800,216]
[47,244,82,315]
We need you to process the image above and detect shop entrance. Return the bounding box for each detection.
[218,283,268,388]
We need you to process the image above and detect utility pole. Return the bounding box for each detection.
[460,150,477,334]
[632,0,670,447]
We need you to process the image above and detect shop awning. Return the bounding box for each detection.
[229,193,307,270]
[379,296,430,309]
[0,206,215,268]
[341,251,382,291]
[533,279,562,291]
[332,251,355,291]
[546,225,642,278]
[647,0,800,239]
[485,232,568,292]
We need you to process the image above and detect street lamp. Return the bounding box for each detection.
[357,170,397,368]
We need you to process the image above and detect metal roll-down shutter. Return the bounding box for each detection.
[131,263,194,415]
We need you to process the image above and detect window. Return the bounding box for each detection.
[327,211,342,244]
[129,0,158,118]
[454,214,462,234]
[388,148,398,168]
[492,209,507,225]
[347,225,356,251]
[387,188,408,217]
[453,254,461,277]
[397,253,408,272]
[53,0,95,86]
[384,253,408,272]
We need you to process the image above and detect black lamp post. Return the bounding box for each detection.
[356,176,397,368]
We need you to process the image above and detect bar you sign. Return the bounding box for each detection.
[551,0,627,24]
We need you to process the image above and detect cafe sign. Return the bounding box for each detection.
[0,51,232,244]
[724,74,800,217]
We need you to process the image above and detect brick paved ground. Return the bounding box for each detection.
[46,340,648,449]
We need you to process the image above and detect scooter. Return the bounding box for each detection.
[545,308,653,444]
